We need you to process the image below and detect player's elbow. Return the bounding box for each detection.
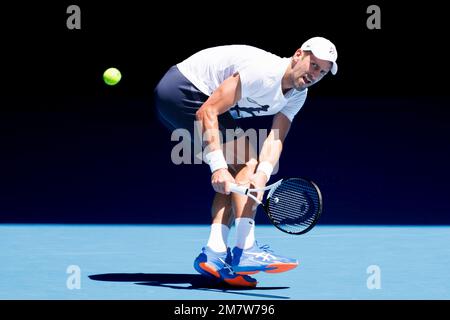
[196,105,218,123]
[195,108,203,122]
[195,107,209,122]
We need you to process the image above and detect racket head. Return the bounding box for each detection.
[263,177,323,235]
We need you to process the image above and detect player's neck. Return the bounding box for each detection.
[281,68,292,95]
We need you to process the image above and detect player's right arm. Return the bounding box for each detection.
[195,72,242,194]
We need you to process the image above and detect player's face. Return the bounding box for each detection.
[291,50,332,91]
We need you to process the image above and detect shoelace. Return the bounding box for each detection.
[218,257,236,274]
[253,244,277,261]
[258,244,274,253]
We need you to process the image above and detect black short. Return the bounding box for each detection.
[153,65,240,143]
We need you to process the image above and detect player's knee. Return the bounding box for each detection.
[235,168,256,185]
[245,158,258,171]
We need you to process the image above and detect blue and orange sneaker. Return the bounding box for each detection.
[194,246,257,287]
[231,243,299,275]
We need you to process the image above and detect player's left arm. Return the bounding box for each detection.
[252,112,291,186]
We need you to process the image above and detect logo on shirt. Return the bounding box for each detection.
[231,98,270,117]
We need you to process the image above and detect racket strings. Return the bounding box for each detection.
[268,179,321,234]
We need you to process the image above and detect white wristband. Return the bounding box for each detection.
[204,149,228,173]
[256,161,273,181]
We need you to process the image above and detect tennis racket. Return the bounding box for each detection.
[230,178,323,235]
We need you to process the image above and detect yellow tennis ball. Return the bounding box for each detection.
[103,67,121,86]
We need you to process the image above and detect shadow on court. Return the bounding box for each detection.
[89,273,291,299]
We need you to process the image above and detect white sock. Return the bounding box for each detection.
[206,223,230,252]
[235,217,255,250]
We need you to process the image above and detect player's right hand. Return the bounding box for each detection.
[211,168,235,194]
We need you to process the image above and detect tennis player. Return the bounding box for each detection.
[154,37,338,286]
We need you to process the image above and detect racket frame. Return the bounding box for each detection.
[265,178,323,235]
[230,178,323,235]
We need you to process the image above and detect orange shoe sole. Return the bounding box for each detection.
[235,270,260,275]
[223,277,257,288]
[235,262,299,275]
[198,262,220,278]
[264,262,298,273]
[199,262,257,287]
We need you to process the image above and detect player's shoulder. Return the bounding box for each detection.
[287,88,308,103]
[294,87,308,99]
[234,45,282,59]
[203,44,282,59]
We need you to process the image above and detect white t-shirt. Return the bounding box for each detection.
[176,45,307,122]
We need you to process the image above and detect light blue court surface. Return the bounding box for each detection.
[1,224,449,300]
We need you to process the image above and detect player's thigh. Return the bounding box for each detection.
[224,134,258,177]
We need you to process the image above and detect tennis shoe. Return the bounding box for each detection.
[231,243,299,275]
[193,246,257,287]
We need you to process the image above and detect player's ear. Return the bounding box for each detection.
[292,49,303,63]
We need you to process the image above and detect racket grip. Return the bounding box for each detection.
[229,183,248,195]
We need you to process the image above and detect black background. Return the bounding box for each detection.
[1,1,449,224]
